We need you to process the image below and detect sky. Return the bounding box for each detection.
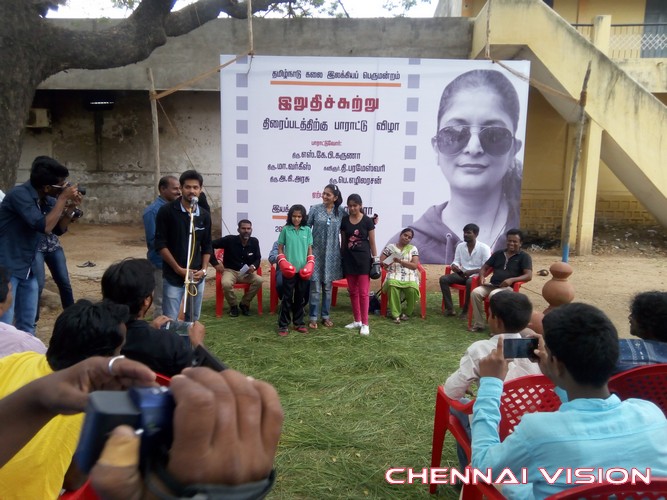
[47,0,437,19]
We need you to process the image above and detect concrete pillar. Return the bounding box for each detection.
[569,15,611,255]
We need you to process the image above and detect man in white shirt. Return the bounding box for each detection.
[439,223,491,317]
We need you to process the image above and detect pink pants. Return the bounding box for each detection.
[346,274,370,325]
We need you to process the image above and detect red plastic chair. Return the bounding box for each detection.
[214,249,263,317]
[330,278,348,307]
[441,265,467,314]
[60,480,99,499]
[545,478,667,499]
[458,475,667,500]
[429,374,561,495]
[379,264,428,319]
[608,363,667,416]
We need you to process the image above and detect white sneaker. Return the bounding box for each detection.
[345,321,362,329]
[360,325,370,336]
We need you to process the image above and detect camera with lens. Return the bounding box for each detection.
[160,320,193,337]
[70,207,84,220]
[63,182,86,219]
[75,386,174,474]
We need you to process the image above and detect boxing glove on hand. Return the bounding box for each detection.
[299,255,315,280]
[277,253,296,279]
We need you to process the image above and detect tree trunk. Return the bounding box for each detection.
[0,0,288,191]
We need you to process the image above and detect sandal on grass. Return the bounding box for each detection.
[308,321,318,329]
[392,317,401,324]
[399,313,409,321]
[321,319,334,327]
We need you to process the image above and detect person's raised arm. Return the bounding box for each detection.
[0,357,155,467]
[45,186,80,234]
[369,228,377,260]
[90,368,283,500]
[478,263,491,285]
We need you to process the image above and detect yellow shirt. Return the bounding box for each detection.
[0,352,84,499]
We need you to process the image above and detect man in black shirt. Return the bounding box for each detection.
[210,220,263,317]
[155,170,212,322]
[101,258,205,376]
[469,228,532,332]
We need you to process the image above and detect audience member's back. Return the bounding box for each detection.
[445,292,538,399]
[101,258,198,376]
[616,291,667,373]
[471,303,667,499]
[0,300,128,499]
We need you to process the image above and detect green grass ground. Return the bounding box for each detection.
[200,291,484,499]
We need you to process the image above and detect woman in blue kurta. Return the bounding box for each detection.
[306,184,343,329]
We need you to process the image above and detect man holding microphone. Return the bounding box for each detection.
[155,170,212,322]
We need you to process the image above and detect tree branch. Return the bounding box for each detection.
[34,0,289,76]
[164,0,291,36]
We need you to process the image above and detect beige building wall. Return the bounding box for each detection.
[553,0,647,24]
[456,0,663,232]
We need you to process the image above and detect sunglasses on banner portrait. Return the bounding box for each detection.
[433,125,515,157]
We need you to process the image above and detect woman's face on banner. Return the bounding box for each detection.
[434,88,517,195]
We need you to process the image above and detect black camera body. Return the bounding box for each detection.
[160,320,193,336]
[75,386,174,474]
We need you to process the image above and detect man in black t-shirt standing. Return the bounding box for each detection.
[155,170,212,322]
[469,228,532,332]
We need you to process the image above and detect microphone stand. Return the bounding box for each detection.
[182,198,197,319]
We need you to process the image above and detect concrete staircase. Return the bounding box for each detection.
[472,0,667,226]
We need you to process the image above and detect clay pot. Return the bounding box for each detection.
[541,262,575,313]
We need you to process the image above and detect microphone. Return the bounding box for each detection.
[190,196,198,209]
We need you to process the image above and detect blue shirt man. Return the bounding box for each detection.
[0,156,81,333]
[615,291,667,373]
[471,303,667,499]
[142,175,180,317]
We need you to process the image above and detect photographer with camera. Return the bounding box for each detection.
[0,155,82,334]
[89,368,283,500]
[102,258,206,376]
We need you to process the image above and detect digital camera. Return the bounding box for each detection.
[75,386,174,474]
[160,320,193,336]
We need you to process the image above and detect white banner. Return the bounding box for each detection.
[220,56,530,264]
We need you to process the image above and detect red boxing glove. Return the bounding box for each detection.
[299,255,315,280]
[277,253,296,279]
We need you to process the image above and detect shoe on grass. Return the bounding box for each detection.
[360,324,370,336]
[239,304,250,316]
[278,327,289,336]
[230,306,239,317]
[296,325,308,334]
[345,321,362,329]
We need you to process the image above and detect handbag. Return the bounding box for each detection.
[370,258,381,280]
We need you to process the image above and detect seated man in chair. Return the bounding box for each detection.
[210,219,263,317]
[469,228,532,332]
[439,223,491,317]
[616,290,667,373]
